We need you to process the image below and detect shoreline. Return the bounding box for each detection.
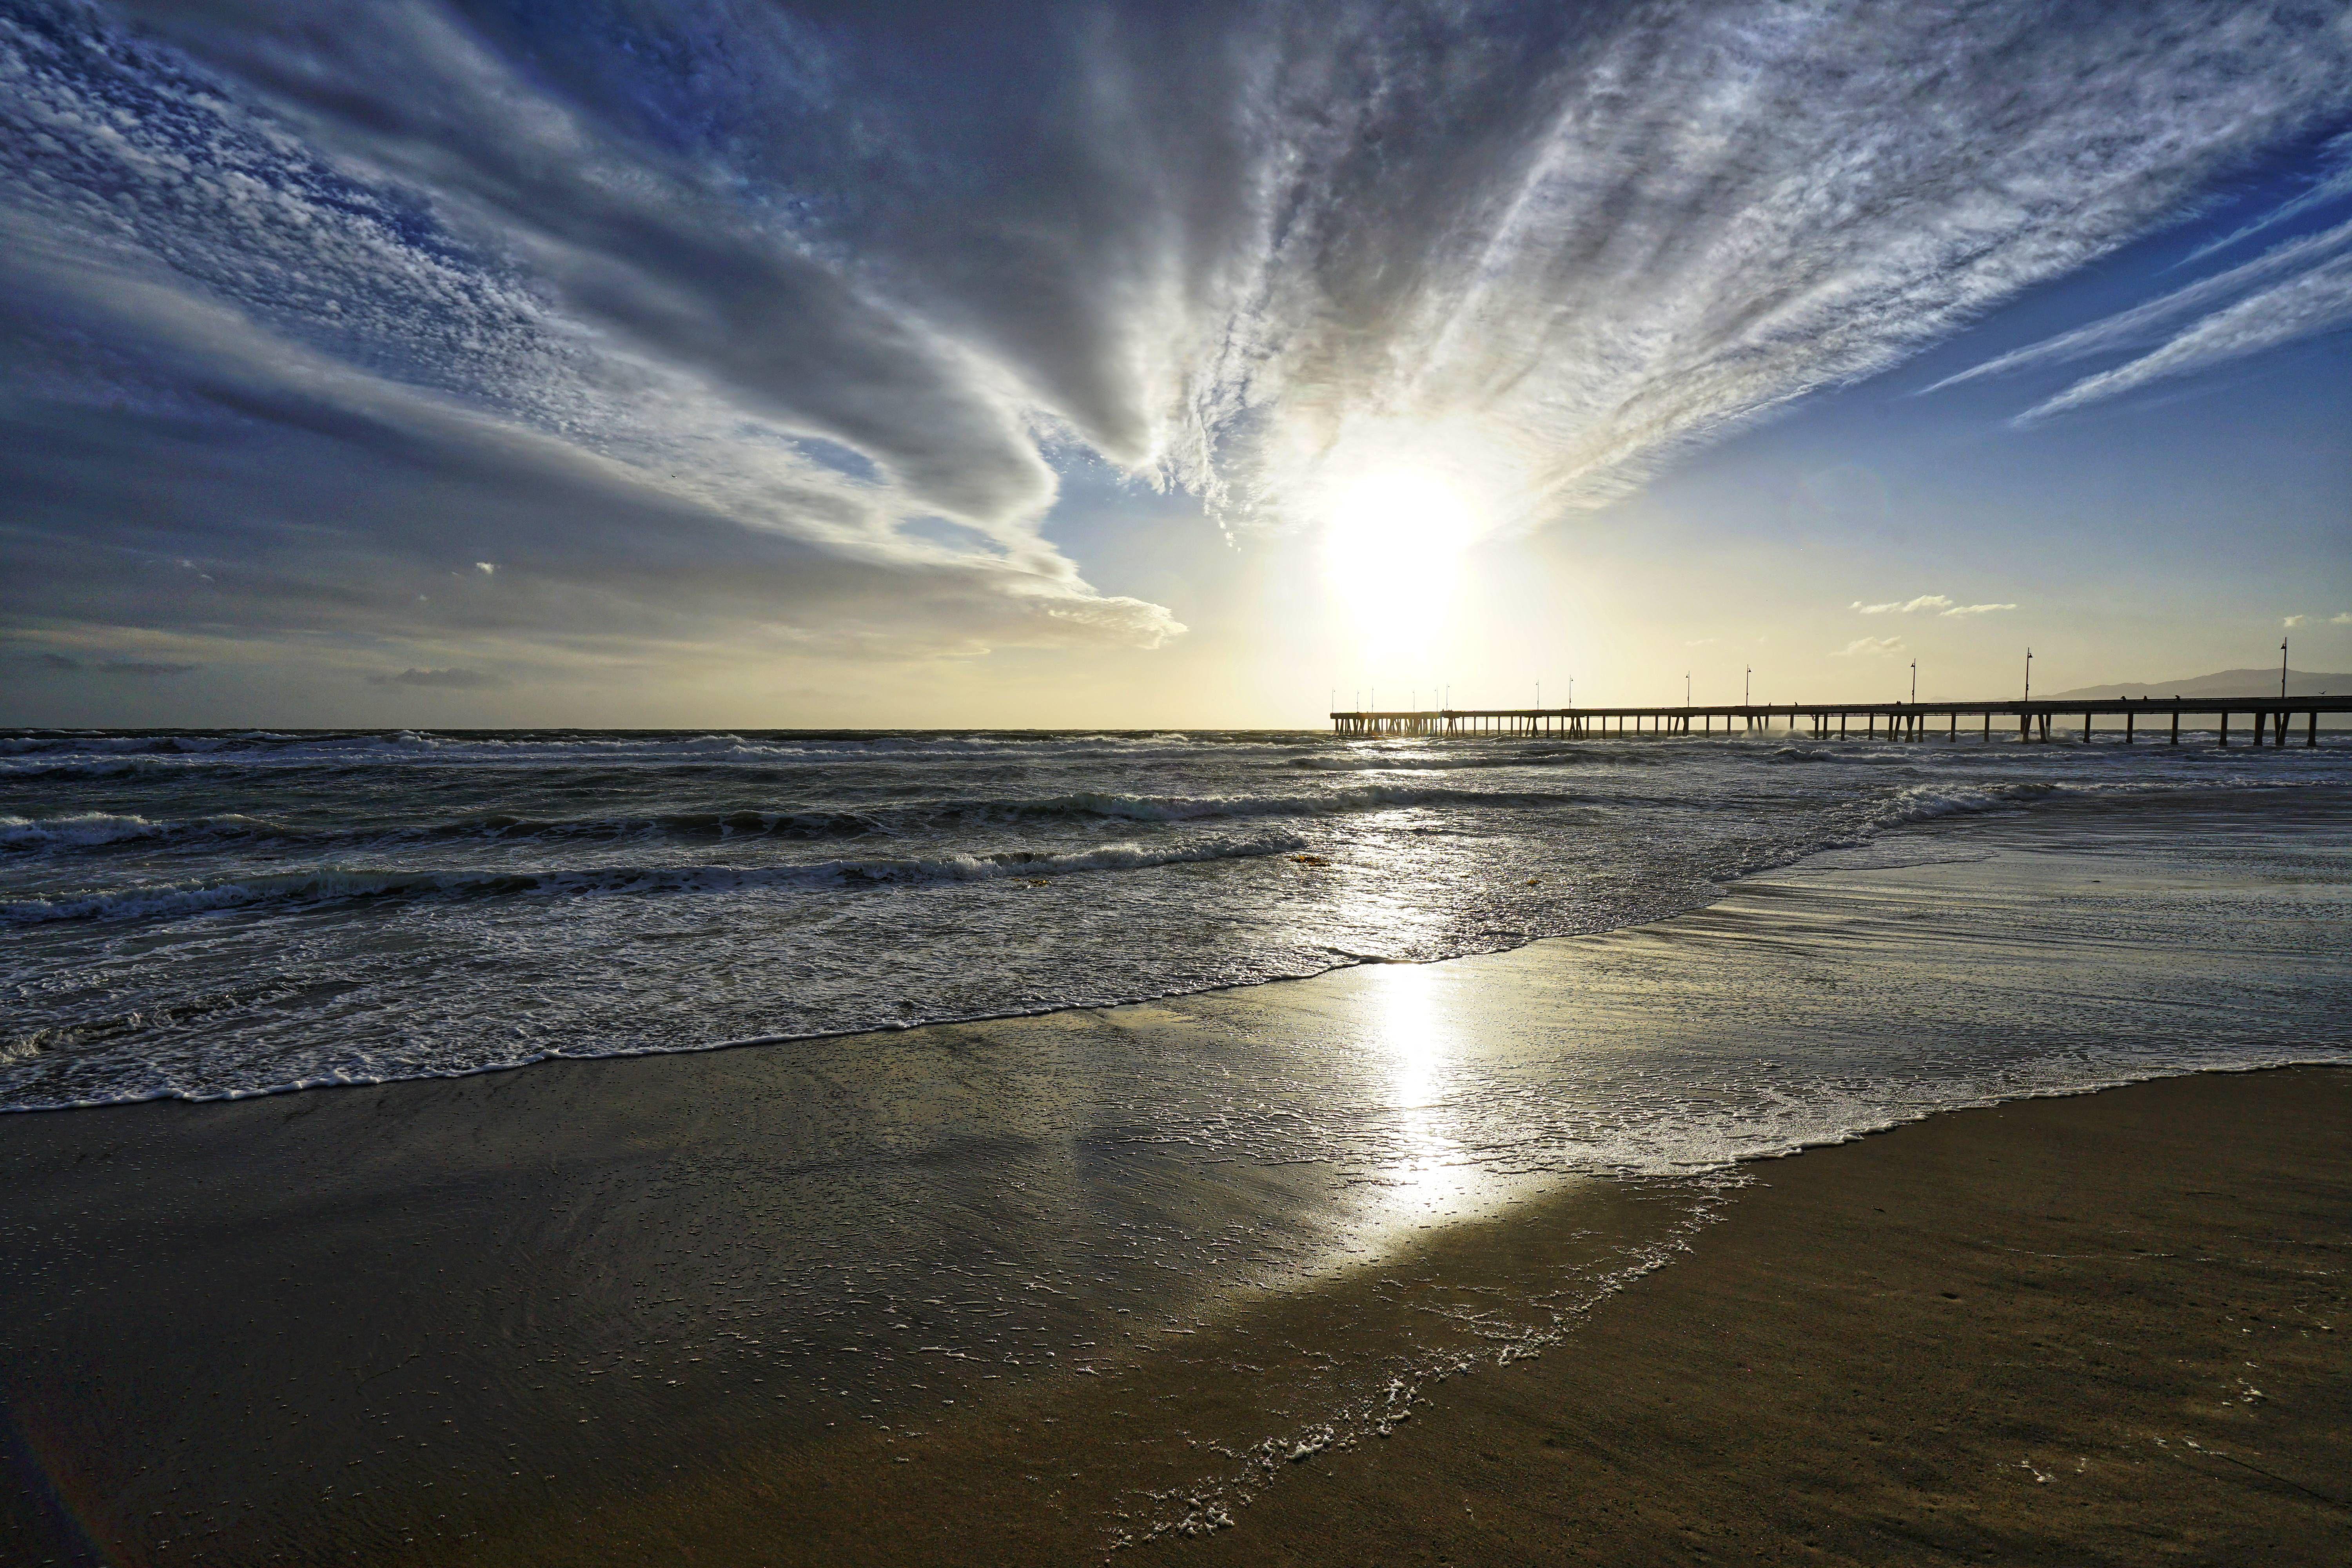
[8,1064,2343,1566]
[1153,1065,2352,1567]
[1,800,2346,1564]
[8,779,2348,1120]
[441,1067,2352,1568]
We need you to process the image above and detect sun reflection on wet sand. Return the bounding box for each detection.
[1348,960,1506,1241]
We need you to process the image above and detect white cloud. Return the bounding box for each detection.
[2020,247,2352,421]
[5,0,2350,670]
[2178,131,2352,268]
[2285,614,2309,626]
[1834,636,1905,657]
[1932,208,2352,423]
[1181,2,2352,530]
[2333,612,2352,625]
[1933,215,2352,394]
[1854,595,2016,617]
[0,6,1169,654]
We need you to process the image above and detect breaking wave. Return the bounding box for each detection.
[1,833,1309,926]
[0,785,1587,858]
[0,812,285,851]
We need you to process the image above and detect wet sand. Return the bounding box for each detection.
[2,806,2346,1565]
[410,1068,2351,1568]
[1169,1065,2352,1568]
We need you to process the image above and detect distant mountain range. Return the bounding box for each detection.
[2045,668,2352,700]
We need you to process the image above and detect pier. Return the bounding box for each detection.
[1331,697,2350,746]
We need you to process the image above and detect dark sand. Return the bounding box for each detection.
[1170,1067,2352,1568]
[423,1069,2352,1568]
[3,808,2347,1566]
[8,1071,2342,1567]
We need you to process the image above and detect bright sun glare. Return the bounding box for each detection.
[1320,465,1481,672]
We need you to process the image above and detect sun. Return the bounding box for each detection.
[1320,465,1481,671]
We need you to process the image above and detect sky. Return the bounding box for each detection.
[3,0,2350,730]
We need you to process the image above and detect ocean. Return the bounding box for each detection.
[4,724,2347,1123]
[4,724,2350,1556]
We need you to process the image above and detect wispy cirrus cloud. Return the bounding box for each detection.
[1928,200,2352,424]
[1174,1,2352,529]
[2018,247,2352,421]
[1834,637,1904,657]
[366,667,502,690]
[17,651,198,676]
[1852,596,2016,617]
[1930,216,2352,392]
[2176,131,2352,269]
[3,1,2348,692]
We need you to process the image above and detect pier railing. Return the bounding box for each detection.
[1330,698,2350,746]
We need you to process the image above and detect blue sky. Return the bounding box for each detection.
[3,1,2348,726]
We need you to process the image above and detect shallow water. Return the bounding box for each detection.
[4,724,2347,1111]
[1,781,2347,1563]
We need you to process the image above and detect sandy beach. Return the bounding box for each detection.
[428,1067,2352,1568]
[12,5,2352,1556]
[13,6,2352,1561]
[1172,1065,2352,1568]
[2,804,2345,1566]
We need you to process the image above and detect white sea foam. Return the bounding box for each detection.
[3,722,2346,1112]
[0,811,283,850]
[0,832,1310,925]
[949,784,1592,823]
[1,812,166,849]
[0,785,1577,860]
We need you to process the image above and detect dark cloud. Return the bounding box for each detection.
[4,1,2349,687]
[14,651,196,675]
[367,667,500,689]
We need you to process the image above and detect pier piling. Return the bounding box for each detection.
[1330,696,2345,747]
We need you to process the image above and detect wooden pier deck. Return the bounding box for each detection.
[1331,697,2350,746]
